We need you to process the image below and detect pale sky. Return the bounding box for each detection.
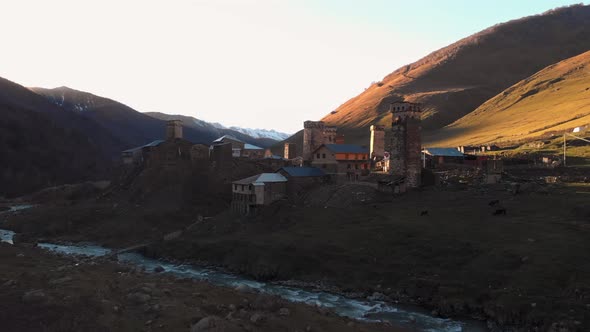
[1,0,582,133]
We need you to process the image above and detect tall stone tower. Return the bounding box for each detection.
[370,125,385,160]
[302,121,337,161]
[389,102,422,188]
[166,120,183,140]
[284,143,297,159]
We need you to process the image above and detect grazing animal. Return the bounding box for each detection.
[493,208,507,216]
[420,210,429,216]
[488,199,500,206]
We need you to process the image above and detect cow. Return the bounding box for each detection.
[493,208,507,216]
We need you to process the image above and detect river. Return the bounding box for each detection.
[1,205,486,332]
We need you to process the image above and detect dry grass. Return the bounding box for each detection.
[426,51,590,147]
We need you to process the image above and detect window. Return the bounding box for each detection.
[355,164,359,170]
[234,184,237,190]
[316,153,320,159]
[347,164,351,169]
[249,184,253,190]
[241,185,245,191]
[322,153,326,159]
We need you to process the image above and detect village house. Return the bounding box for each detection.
[277,166,326,194]
[120,120,209,168]
[121,140,164,165]
[422,147,465,168]
[310,144,369,181]
[231,173,288,215]
[212,135,265,159]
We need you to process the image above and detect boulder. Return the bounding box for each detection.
[190,316,242,332]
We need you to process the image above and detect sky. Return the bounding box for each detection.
[1,0,583,133]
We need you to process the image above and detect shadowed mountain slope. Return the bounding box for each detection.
[426,50,590,147]
[0,78,118,197]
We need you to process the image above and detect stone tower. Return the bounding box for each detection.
[284,143,297,159]
[389,102,422,188]
[302,121,337,161]
[323,127,337,144]
[166,120,183,140]
[370,125,385,159]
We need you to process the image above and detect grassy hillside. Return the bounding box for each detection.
[318,4,590,145]
[426,51,590,147]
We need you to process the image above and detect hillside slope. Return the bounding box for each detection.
[319,4,590,144]
[0,78,118,197]
[426,51,590,147]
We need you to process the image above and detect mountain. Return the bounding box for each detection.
[144,112,286,148]
[0,78,119,197]
[316,4,590,146]
[32,87,285,149]
[225,127,290,141]
[426,50,590,147]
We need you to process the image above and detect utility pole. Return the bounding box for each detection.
[563,133,566,167]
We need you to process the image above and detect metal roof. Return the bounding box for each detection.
[279,167,325,177]
[244,143,264,150]
[323,144,369,154]
[122,140,165,153]
[213,135,243,143]
[233,173,288,185]
[423,148,465,157]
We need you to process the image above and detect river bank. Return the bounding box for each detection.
[0,241,401,332]
[3,181,590,331]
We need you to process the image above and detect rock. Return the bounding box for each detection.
[190,316,241,332]
[250,313,265,324]
[127,292,151,304]
[49,276,73,285]
[367,292,388,301]
[22,290,47,303]
[139,286,153,294]
[252,294,280,311]
[234,284,254,293]
[153,266,165,273]
[278,307,290,316]
[2,280,16,287]
[228,304,236,312]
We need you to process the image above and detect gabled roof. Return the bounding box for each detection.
[321,144,369,154]
[122,140,165,153]
[233,173,288,185]
[423,147,465,157]
[213,135,243,143]
[279,167,325,177]
[244,143,263,150]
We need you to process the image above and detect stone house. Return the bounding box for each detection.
[310,144,370,181]
[277,166,326,195]
[423,148,465,168]
[121,140,164,165]
[212,135,264,159]
[231,173,288,215]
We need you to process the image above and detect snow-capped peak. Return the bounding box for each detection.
[228,127,291,140]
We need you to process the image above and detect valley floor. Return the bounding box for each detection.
[3,167,590,331]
